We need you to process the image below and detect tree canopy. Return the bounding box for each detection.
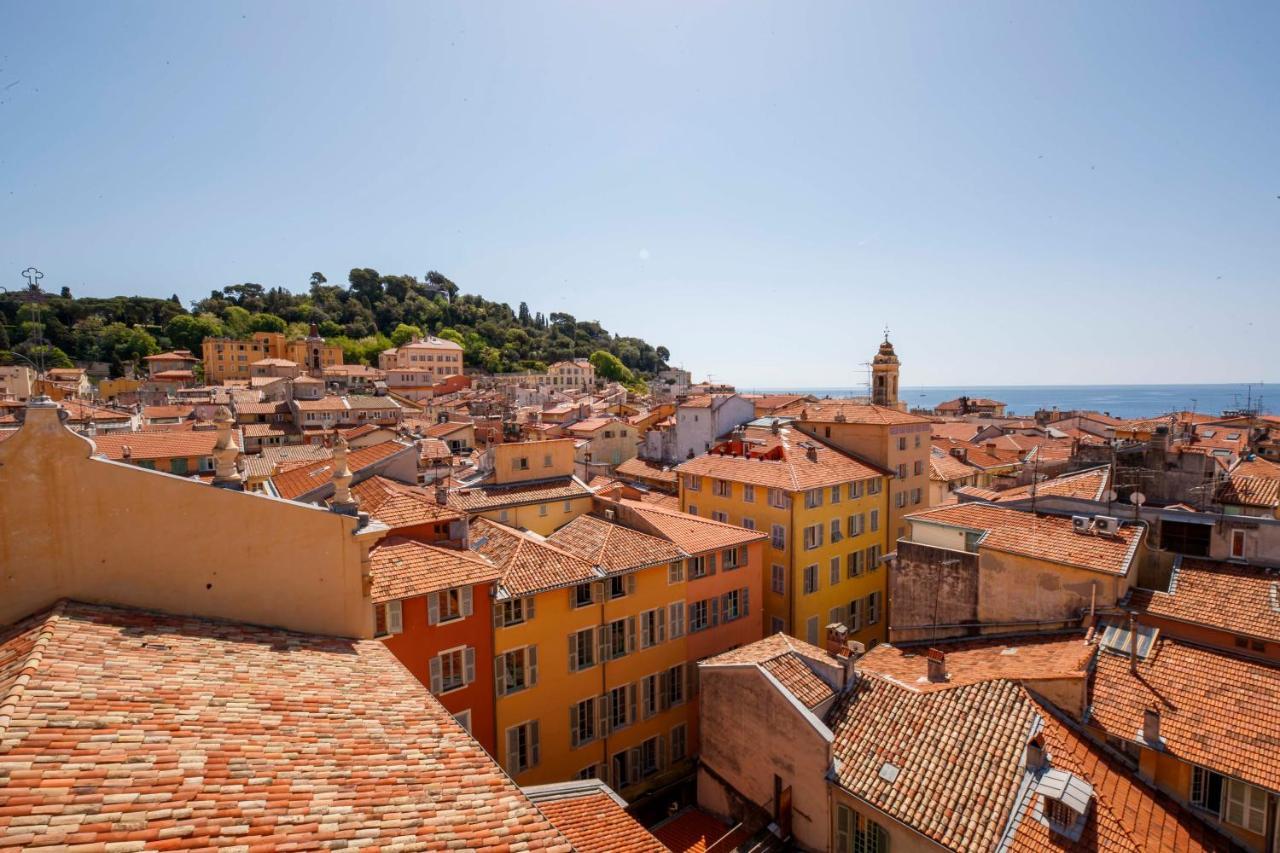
[0,268,672,379]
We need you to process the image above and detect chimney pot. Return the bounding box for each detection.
[825,622,849,656]
[1142,707,1162,746]
[1025,734,1047,772]
[926,648,947,682]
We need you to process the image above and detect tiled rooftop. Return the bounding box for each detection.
[1088,636,1280,791]
[676,426,885,492]
[546,514,685,574]
[651,808,745,853]
[616,498,766,554]
[469,517,600,598]
[370,536,499,603]
[791,400,931,426]
[346,475,462,529]
[523,781,666,853]
[614,456,678,485]
[761,653,836,709]
[1126,559,1280,644]
[270,441,410,500]
[991,465,1112,503]
[858,634,1093,693]
[0,601,570,851]
[90,429,219,462]
[448,476,593,512]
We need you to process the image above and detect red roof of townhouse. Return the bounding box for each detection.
[990,465,1112,503]
[546,514,686,574]
[90,430,220,462]
[141,404,194,420]
[0,601,571,851]
[614,456,678,485]
[616,498,767,554]
[524,781,667,853]
[469,517,599,598]
[651,807,746,853]
[1125,558,1280,644]
[791,400,931,426]
[369,537,499,604]
[907,503,1143,576]
[270,441,411,501]
[676,426,886,492]
[346,475,462,529]
[143,350,198,362]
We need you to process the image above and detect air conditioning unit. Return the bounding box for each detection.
[1072,515,1092,534]
[1095,515,1121,536]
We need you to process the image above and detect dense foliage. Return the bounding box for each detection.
[0,270,671,380]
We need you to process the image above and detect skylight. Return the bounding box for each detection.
[1099,620,1159,660]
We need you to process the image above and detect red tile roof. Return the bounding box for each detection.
[992,465,1112,503]
[858,634,1093,693]
[271,441,411,500]
[1088,636,1280,791]
[448,476,594,512]
[614,456,678,485]
[0,601,570,851]
[469,517,599,598]
[793,400,931,425]
[370,536,499,603]
[524,781,666,853]
[616,499,767,554]
[1126,558,1280,644]
[546,514,685,574]
[346,475,462,529]
[908,503,1143,576]
[90,430,219,462]
[651,808,743,853]
[676,426,885,492]
[1215,474,1279,509]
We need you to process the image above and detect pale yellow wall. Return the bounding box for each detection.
[0,404,378,638]
[493,439,576,485]
[978,549,1125,629]
[830,788,938,852]
[478,495,593,536]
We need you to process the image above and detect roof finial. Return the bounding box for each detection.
[883,323,891,343]
[330,432,358,513]
[211,406,244,490]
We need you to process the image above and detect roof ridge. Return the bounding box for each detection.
[0,600,66,741]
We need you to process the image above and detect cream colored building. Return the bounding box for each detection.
[548,359,595,390]
[378,336,465,377]
[0,364,35,400]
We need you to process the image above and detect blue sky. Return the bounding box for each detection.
[1,1,1276,387]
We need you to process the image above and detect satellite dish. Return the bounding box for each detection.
[1106,490,1118,502]
[1130,492,1146,506]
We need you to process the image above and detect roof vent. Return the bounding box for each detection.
[1025,733,1047,772]
[877,762,900,784]
[926,648,947,682]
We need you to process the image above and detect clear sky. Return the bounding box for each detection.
[1,1,1276,387]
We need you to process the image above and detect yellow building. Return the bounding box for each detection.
[202,325,342,383]
[476,515,696,800]
[377,335,465,376]
[674,423,890,649]
[447,438,594,535]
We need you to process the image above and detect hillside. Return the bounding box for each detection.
[0,269,671,381]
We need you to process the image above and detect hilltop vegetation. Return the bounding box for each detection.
[0,269,671,382]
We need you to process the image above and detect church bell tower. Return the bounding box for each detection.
[871,330,902,410]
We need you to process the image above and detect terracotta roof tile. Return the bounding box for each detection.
[448,476,594,512]
[616,499,767,554]
[271,441,411,500]
[1088,636,1280,791]
[614,456,678,485]
[546,514,686,573]
[676,426,885,492]
[792,400,931,425]
[370,536,499,603]
[470,518,600,598]
[90,430,219,462]
[1215,473,1279,509]
[993,465,1112,503]
[761,653,836,708]
[525,782,666,853]
[858,634,1093,693]
[702,632,833,666]
[1126,558,1280,644]
[651,808,743,853]
[0,601,571,852]
[346,475,462,529]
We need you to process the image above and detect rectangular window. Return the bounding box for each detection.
[806,616,819,645]
[743,484,755,503]
[640,608,666,648]
[432,647,470,693]
[722,589,741,621]
[870,509,880,531]
[640,736,661,778]
[384,600,403,634]
[770,524,786,550]
[668,560,684,583]
[570,697,597,747]
[568,628,596,672]
[867,591,882,625]
[848,513,865,537]
[898,437,907,451]
[803,524,824,550]
[668,601,685,638]
[847,550,864,578]
[771,616,785,634]
[671,724,688,763]
[771,564,785,595]
[914,460,924,476]
[803,565,818,594]
[689,600,709,632]
[804,489,823,509]
[830,557,841,586]
[505,720,540,774]
[1231,529,1246,559]
[830,518,843,542]
[868,479,882,495]
[666,663,686,706]
[742,517,756,530]
[606,617,633,659]
[496,646,537,695]
[722,546,745,569]
[712,479,731,497]
[895,491,907,508]
[867,545,882,568]
[911,487,922,505]
[686,474,702,491]
[768,488,788,509]
[564,499,573,513]
[1225,778,1267,834]
[689,555,708,579]
[831,485,841,504]
[711,510,728,523]
[642,674,659,719]
[848,481,864,500]
[608,683,635,730]
[609,574,632,600]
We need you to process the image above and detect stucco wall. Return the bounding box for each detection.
[0,404,377,638]
[698,665,832,851]
[889,540,979,642]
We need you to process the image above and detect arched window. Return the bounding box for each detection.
[836,804,888,853]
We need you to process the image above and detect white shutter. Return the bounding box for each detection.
[387,600,403,634]
[628,683,637,725]
[506,727,519,773]
[627,573,637,596]
[427,593,439,625]
[626,616,637,654]
[464,647,475,685]
[461,586,473,618]
[493,599,505,628]
[669,602,685,638]
[428,655,443,694]
[641,613,651,649]
[526,596,535,619]
[597,694,610,736]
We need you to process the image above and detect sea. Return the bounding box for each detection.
[737,384,1274,420]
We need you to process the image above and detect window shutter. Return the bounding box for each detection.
[598,694,610,736]
[627,574,637,596]
[627,616,637,654]
[708,553,717,575]
[672,602,685,638]
[658,607,667,642]
[530,720,540,767]
[641,614,651,649]
[598,626,610,663]
[493,600,505,629]
[464,647,475,685]
[628,683,638,725]
[526,596,535,619]
[387,600,403,634]
[568,587,578,609]
[738,545,747,566]
[569,706,579,748]
[461,586,473,618]
[506,727,519,773]
[568,635,578,672]
[429,655,443,694]
[528,645,538,686]
[427,593,439,625]
[710,597,719,627]
[658,734,667,770]
[495,655,507,695]
[629,747,641,784]
[742,586,749,616]
[592,581,605,603]
[850,599,862,632]
[659,671,670,711]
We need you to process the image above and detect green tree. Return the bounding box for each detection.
[390,323,422,347]
[164,313,224,353]
[589,350,634,384]
[221,306,252,338]
[247,312,287,334]
[437,328,465,347]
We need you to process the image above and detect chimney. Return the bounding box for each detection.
[1128,611,1139,673]
[1025,734,1047,772]
[1142,707,1161,747]
[926,648,947,683]
[985,441,998,454]
[825,622,848,655]
[770,419,780,435]
[806,444,818,462]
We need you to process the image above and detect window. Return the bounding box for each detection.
[911,488,922,505]
[689,555,708,579]
[1231,529,1246,559]
[640,736,662,778]
[543,453,553,467]
[668,601,685,638]
[836,804,888,853]
[870,509,880,531]
[711,511,728,523]
[496,596,532,628]
[848,481,864,499]
[768,488,788,509]
[687,598,709,632]
[1099,620,1159,660]
[806,616,819,645]
[722,546,745,569]
[915,433,922,448]
[722,589,743,621]
[771,564,785,595]
[803,524,824,550]
[505,720,539,774]
[713,479,731,497]
[606,617,636,659]
[686,474,702,491]
[771,616,785,634]
[895,491,907,508]
[668,560,684,583]
[570,697,599,747]
[805,489,824,509]
[898,437,907,451]
[771,524,786,550]
[743,484,755,503]
[539,503,548,517]
[573,582,596,608]
[496,646,537,695]
[568,628,596,671]
[640,607,666,648]
[687,505,698,516]
[742,517,756,530]
[612,750,633,789]
[642,674,659,718]
[867,545,882,568]
[170,458,189,475]
[671,724,688,763]
[831,485,842,504]
[563,500,573,514]
[665,663,686,706]
[868,479,882,495]
[848,513,865,537]
[384,600,403,634]
[430,646,473,694]
[609,574,635,600]
[429,586,469,624]
[1225,778,1268,834]
[831,518,843,543]
[914,460,924,476]
[608,683,636,730]
[830,557,841,586]
[513,456,530,471]
[803,565,818,594]
[867,591,883,624]
[847,551,864,578]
